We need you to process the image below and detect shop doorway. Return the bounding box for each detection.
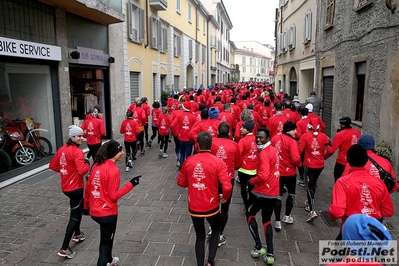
[69,66,111,137]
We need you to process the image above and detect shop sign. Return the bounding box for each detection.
[0,36,61,61]
[76,47,108,66]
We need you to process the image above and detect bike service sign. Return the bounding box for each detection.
[319,240,397,264]
[0,36,62,61]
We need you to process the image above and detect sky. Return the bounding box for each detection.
[223,0,279,46]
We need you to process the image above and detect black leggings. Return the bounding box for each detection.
[173,135,179,156]
[150,125,158,143]
[87,143,102,160]
[92,215,118,266]
[136,131,144,152]
[334,162,345,183]
[306,167,324,212]
[124,140,137,163]
[274,175,296,221]
[144,122,149,142]
[191,213,221,266]
[246,195,276,254]
[62,189,83,250]
[159,135,169,153]
[238,171,256,207]
[220,179,234,234]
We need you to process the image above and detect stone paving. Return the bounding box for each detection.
[0,141,398,266]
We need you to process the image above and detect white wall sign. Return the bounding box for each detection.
[0,36,62,61]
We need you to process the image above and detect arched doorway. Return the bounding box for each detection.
[289,67,297,98]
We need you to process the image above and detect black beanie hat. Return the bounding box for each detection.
[339,116,351,126]
[242,120,254,132]
[107,140,123,159]
[283,121,297,133]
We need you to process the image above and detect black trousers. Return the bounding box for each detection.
[191,213,221,266]
[62,189,83,250]
[92,215,118,266]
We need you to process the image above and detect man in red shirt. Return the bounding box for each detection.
[170,102,196,169]
[210,122,241,246]
[237,120,258,207]
[178,132,232,266]
[130,100,147,157]
[305,103,326,132]
[325,117,361,182]
[246,127,280,265]
[282,101,300,123]
[218,103,236,138]
[271,121,302,230]
[141,97,151,147]
[329,144,394,240]
[268,101,289,139]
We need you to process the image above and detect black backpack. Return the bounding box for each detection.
[368,156,396,192]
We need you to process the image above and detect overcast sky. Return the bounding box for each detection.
[223,0,279,46]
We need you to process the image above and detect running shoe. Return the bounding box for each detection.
[140,150,145,157]
[176,160,180,167]
[274,221,282,232]
[218,234,226,247]
[297,179,305,187]
[72,232,85,243]
[106,257,120,266]
[304,200,310,212]
[306,211,318,222]
[251,247,267,258]
[207,226,212,238]
[162,153,168,158]
[125,167,130,172]
[147,140,152,147]
[127,159,133,169]
[57,246,76,259]
[282,215,294,224]
[235,175,240,184]
[263,253,275,265]
[158,149,163,158]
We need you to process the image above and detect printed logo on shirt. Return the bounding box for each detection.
[216,145,228,160]
[87,122,94,135]
[125,123,133,135]
[60,152,68,175]
[91,169,101,198]
[351,134,358,145]
[360,183,376,216]
[192,161,207,190]
[248,142,258,160]
[310,137,321,156]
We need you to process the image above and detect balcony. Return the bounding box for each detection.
[150,0,167,11]
[38,0,124,24]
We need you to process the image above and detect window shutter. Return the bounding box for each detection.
[308,12,312,41]
[139,8,144,43]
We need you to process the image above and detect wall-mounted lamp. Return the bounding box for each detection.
[108,57,115,63]
[70,51,80,59]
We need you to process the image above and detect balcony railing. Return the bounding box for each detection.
[149,0,167,11]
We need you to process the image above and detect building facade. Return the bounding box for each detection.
[233,41,274,83]
[275,0,317,103]
[316,0,399,172]
[0,0,125,180]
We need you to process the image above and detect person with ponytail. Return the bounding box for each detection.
[84,140,141,266]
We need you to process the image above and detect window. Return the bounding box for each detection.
[128,1,144,43]
[243,67,246,73]
[203,19,206,35]
[176,0,181,13]
[288,25,296,50]
[242,57,246,65]
[189,40,193,60]
[326,0,335,27]
[174,34,181,57]
[202,45,205,63]
[304,11,312,44]
[196,12,200,30]
[188,3,192,23]
[196,43,199,62]
[151,16,161,50]
[354,62,366,121]
[160,27,168,53]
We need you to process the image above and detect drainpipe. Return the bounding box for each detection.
[145,0,149,48]
[386,0,397,13]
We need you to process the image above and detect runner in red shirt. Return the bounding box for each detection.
[268,102,289,139]
[148,101,162,147]
[120,110,140,172]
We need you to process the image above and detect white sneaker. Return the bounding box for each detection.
[207,226,212,238]
[274,221,282,232]
[235,175,240,184]
[127,159,133,169]
[106,257,119,266]
[125,167,130,172]
[282,215,294,224]
[176,160,180,167]
[158,149,163,158]
[307,211,318,222]
[162,153,168,158]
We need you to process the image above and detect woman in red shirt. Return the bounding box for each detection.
[84,140,140,266]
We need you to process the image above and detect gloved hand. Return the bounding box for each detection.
[83,209,90,216]
[130,175,142,187]
[84,158,90,165]
[247,179,254,191]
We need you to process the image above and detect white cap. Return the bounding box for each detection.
[305,103,313,112]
